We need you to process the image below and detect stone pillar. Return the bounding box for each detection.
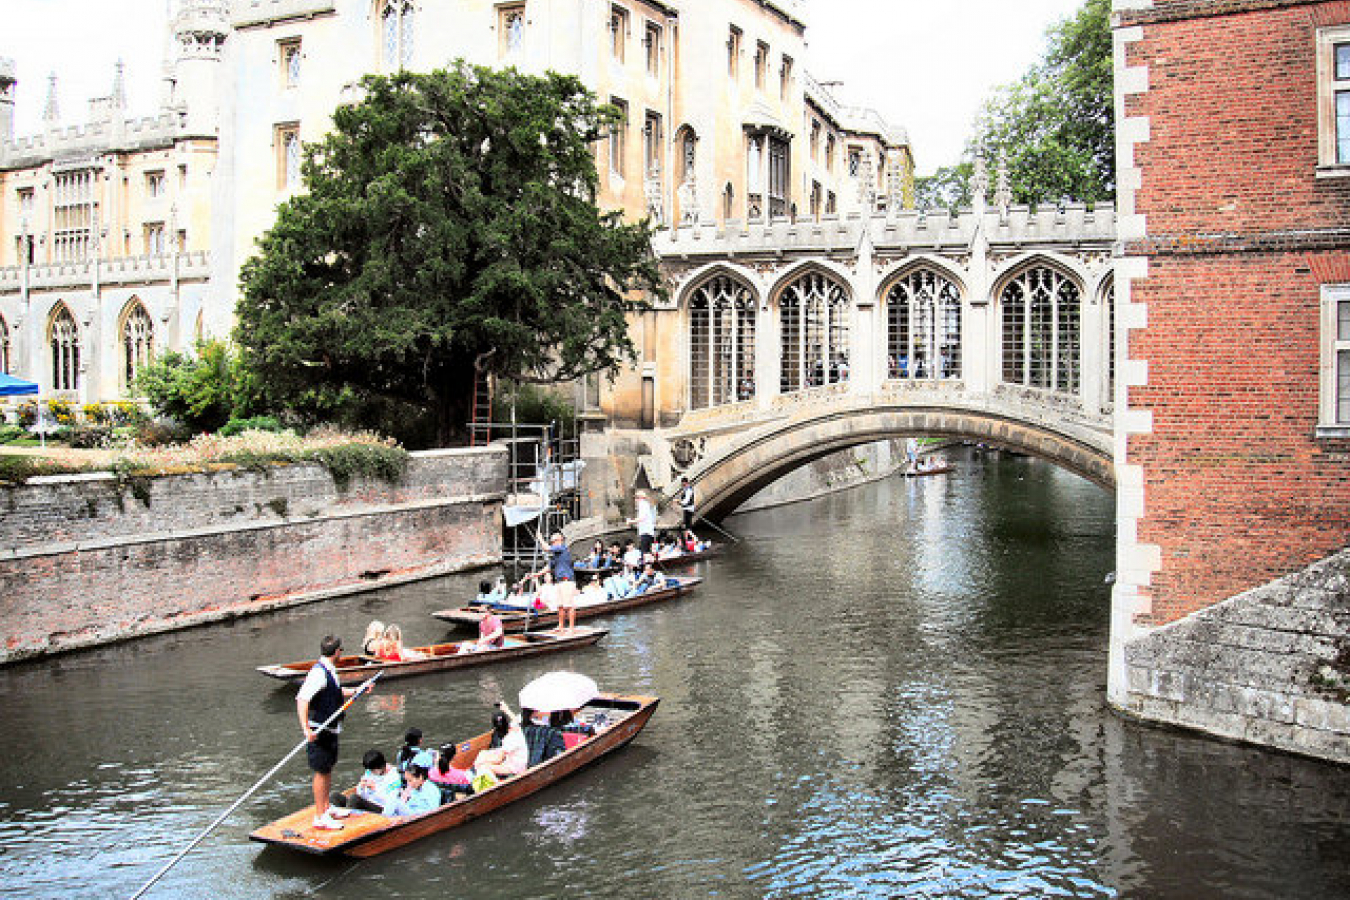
[852,225,878,397]
[757,277,777,411]
[964,162,994,394]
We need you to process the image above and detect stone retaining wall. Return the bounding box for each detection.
[0,447,506,663]
[1121,547,1350,765]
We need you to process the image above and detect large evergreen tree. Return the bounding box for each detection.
[236,63,663,446]
[915,0,1113,209]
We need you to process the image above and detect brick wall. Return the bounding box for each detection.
[0,447,506,662]
[1121,0,1350,625]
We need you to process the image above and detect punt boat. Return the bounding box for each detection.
[573,542,722,579]
[255,628,607,685]
[432,576,702,632]
[249,693,658,857]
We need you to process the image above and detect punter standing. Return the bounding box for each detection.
[297,635,360,831]
[677,477,696,531]
[628,489,658,557]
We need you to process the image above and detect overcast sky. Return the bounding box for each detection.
[5,0,1085,174]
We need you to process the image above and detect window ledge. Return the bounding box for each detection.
[1315,424,1350,439]
[1314,165,1350,180]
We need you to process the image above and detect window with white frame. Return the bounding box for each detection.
[1000,265,1081,394]
[1320,284,1350,432]
[779,271,850,393]
[276,123,301,190]
[688,275,757,409]
[279,39,301,87]
[1318,26,1350,170]
[52,170,95,263]
[887,269,962,380]
[499,4,526,57]
[122,301,154,387]
[380,0,415,70]
[609,98,628,176]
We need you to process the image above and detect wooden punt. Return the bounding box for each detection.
[432,576,702,632]
[255,628,607,686]
[249,693,658,857]
[574,543,722,579]
[901,465,954,478]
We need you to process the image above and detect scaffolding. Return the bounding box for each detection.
[468,413,583,574]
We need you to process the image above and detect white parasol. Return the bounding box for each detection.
[518,671,599,713]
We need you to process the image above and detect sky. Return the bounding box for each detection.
[5,0,1085,175]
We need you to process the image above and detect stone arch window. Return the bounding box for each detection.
[886,268,962,380]
[1000,264,1081,394]
[689,275,757,409]
[0,314,9,374]
[121,300,154,388]
[675,126,698,223]
[779,271,850,393]
[380,0,415,70]
[722,182,734,222]
[49,304,80,393]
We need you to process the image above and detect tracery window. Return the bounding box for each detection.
[0,315,10,375]
[380,0,415,70]
[50,304,80,393]
[886,269,962,380]
[779,271,850,393]
[1000,265,1081,394]
[122,301,154,387]
[689,276,757,409]
[276,124,301,190]
[279,39,301,87]
[53,170,95,263]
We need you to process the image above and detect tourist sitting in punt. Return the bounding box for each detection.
[632,563,675,595]
[428,744,474,801]
[522,707,567,767]
[361,620,385,657]
[329,748,401,814]
[602,566,634,600]
[475,608,505,651]
[396,728,424,772]
[375,624,425,662]
[380,761,441,818]
[474,707,528,779]
[622,541,642,569]
[581,540,609,568]
[577,578,608,608]
[681,529,709,553]
[475,578,507,606]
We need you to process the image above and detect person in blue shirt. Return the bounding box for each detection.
[380,762,441,818]
[536,532,578,633]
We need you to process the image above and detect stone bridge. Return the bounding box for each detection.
[589,179,1120,518]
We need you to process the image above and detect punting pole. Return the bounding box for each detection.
[694,511,741,544]
[127,672,383,900]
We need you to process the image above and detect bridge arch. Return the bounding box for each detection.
[684,402,1114,520]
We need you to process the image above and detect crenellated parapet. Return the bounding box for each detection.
[0,251,210,292]
[1,111,190,170]
[230,0,337,29]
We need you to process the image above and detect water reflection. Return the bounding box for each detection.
[0,449,1347,898]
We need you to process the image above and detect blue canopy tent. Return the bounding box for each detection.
[0,373,39,396]
[0,373,43,447]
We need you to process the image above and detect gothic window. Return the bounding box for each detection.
[52,170,95,263]
[645,21,661,76]
[780,54,793,100]
[279,39,301,87]
[826,190,836,215]
[847,149,861,178]
[610,5,629,62]
[1000,265,1081,394]
[809,181,821,219]
[146,171,165,198]
[810,120,820,160]
[144,222,165,256]
[49,304,80,393]
[722,183,734,222]
[677,128,697,186]
[754,42,768,90]
[1103,279,1116,410]
[767,136,789,218]
[728,26,741,79]
[122,301,154,387]
[499,5,526,57]
[825,134,836,171]
[276,123,301,190]
[643,111,663,177]
[609,98,628,176]
[886,269,962,380]
[689,275,757,409]
[380,0,415,70]
[0,315,9,375]
[779,271,850,393]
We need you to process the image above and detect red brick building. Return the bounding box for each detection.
[1113,0,1350,635]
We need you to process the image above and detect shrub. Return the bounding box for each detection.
[46,399,76,425]
[16,401,37,428]
[0,455,89,484]
[135,419,194,447]
[305,442,410,489]
[132,339,254,434]
[82,403,111,425]
[219,415,283,437]
[67,424,114,449]
[0,424,28,444]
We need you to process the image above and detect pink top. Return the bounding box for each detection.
[430,764,471,786]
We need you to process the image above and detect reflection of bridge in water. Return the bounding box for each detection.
[595,178,1119,517]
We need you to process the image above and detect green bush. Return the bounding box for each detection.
[135,419,194,447]
[132,339,255,434]
[67,424,114,449]
[219,415,283,437]
[0,424,27,444]
[305,443,410,489]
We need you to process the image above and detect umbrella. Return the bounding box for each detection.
[518,671,599,713]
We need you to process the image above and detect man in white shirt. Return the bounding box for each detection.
[296,635,361,830]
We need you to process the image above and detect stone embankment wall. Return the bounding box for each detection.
[1123,548,1350,765]
[0,447,506,663]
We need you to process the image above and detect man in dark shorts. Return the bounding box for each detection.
[296,635,359,830]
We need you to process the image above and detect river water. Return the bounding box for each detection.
[1,448,1348,899]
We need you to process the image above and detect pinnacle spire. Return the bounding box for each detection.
[43,72,59,124]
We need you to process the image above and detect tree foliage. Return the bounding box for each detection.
[131,339,253,434]
[236,63,664,447]
[915,0,1113,210]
